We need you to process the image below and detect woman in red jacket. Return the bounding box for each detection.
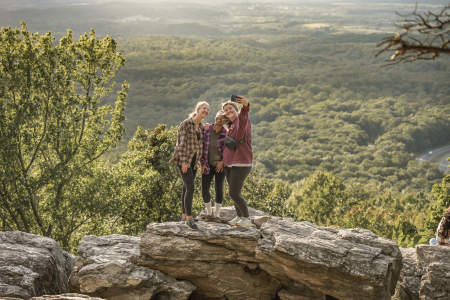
[222,96,254,227]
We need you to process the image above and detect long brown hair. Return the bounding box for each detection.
[222,101,239,112]
[222,101,239,127]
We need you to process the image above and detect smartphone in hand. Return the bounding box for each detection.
[231,95,238,102]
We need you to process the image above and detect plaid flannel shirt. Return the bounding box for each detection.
[200,124,226,174]
[437,217,450,246]
[170,118,204,167]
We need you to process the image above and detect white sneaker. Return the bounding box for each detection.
[214,203,222,218]
[236,217,254,227]
[228,216,241,225]
[205,202,212,215]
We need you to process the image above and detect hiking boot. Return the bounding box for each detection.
[236,217,254,227]
[228,216,241,225]
[185,218,198,230]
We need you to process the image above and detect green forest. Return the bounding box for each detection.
[1,0,449,252]
[110,32,450,249]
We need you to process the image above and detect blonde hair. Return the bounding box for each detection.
[189,101,209,118]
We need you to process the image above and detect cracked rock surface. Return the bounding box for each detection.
[417,245,450,300]
[393,245,450,300]
[0,231,74,299]
[69,234,195,300]
[0,207,408,300]
[139,212,402,300]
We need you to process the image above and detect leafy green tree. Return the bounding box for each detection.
[337,203,420,247]
[420,174,450,243]
[288,170,347,225]
[241,170,294,218]
[108,125,182,235]
[0,24,128,250]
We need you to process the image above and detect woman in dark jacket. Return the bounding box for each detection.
[200,111,227,218]
[170,101,209,229]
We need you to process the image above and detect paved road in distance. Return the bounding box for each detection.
[417,144,450,173]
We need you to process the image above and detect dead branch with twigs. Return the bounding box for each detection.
[375,4,449,65]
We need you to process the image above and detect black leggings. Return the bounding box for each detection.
[225,166,251,217]
[201,165,225,204]
[179,155,197,216]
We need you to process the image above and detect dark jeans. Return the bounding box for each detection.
[201,165,225,204]
[225,166,251,217]
[179,155,197,216]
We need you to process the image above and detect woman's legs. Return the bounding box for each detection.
[202,165,226,217]
[180,167,196,216]
[225,167,241,217]
[180,184,187,219]
[214,169,225,204]
[225,166,251,217]
[180,156,197,218]
[214,168,226,217]
[201,166,215,215]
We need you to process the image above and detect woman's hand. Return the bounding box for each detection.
[203,122,211,131]
[237,96,249,107]
[216,161,224,172]
[181,164,188,173]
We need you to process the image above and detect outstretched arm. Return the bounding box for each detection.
[235,96,250,141]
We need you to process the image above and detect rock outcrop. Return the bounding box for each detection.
[2,294,105,300]
[417,245,450,300]
[69,234,195,300]
[0,231,74,299]
[393,248,421,300]
[12,208,449,300]
[393,245,450,300]
[138,214,402,300]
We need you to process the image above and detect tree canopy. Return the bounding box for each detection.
[0,23,128,249]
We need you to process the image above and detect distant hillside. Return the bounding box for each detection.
[106,31,450,194]
[4,0,447,38]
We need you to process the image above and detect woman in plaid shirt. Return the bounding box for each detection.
[170,101,210,229]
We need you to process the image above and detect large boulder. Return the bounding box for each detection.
[138,221,280,300]
[138,215,402,300]
[393,248,421,300]
[0,231,74,299]
[32,294,104,300]
[416,245,450,300]
[392,245,450,300]
[1,294,104,300]
[69,234,195,300]
[256,218,401,300]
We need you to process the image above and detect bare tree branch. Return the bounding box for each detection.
[376,4,450,65]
